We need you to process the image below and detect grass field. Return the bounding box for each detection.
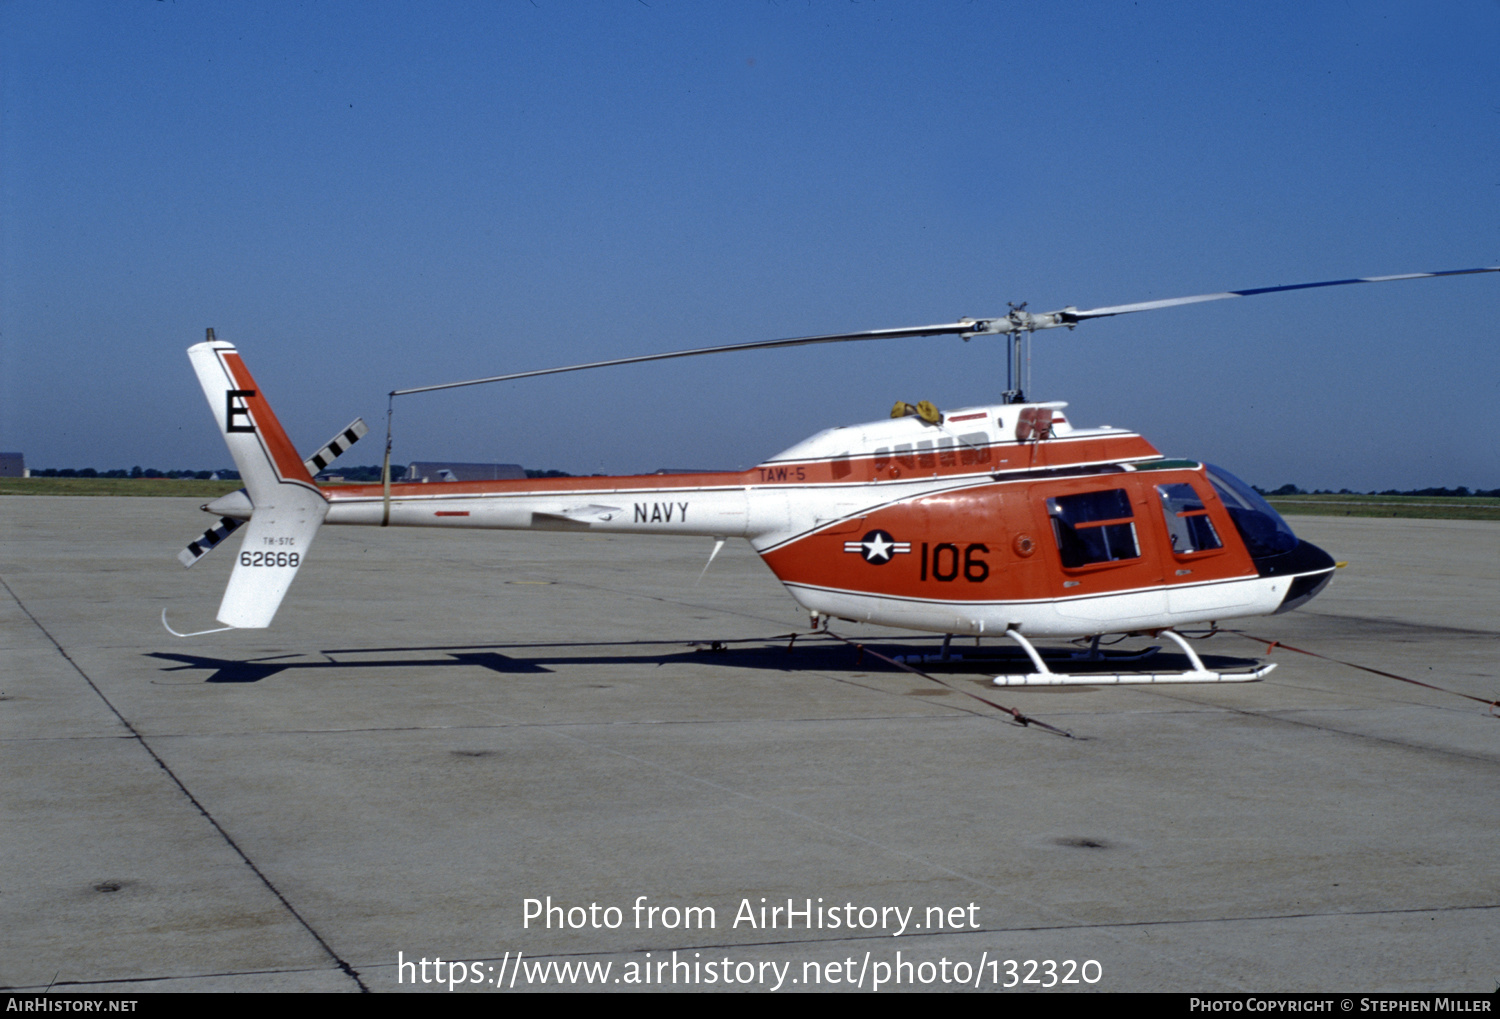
[0,477,246,498]
[1266,494,1500,521]
[5,477,1498,521]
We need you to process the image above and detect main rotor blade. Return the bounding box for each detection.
[391,322,974,396]
[1063,266,1500,322]
[392,266,1499,398]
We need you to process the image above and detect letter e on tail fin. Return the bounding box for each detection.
[188,341,319,498]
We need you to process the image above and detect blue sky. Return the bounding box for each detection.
[3,1,1497,491]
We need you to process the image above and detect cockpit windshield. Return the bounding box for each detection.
[1204,465,1300,559]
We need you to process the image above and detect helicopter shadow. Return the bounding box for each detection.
[145,635,1267,686]
[145,638,869,685]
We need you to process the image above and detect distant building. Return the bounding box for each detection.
[405,461,527,483]
[0,453,25,478]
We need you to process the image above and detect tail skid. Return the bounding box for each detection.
[161,608,234,637]
[185,338,329,629]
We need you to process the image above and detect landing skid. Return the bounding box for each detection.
[992,628,1275,686]
[894,634,1162,666]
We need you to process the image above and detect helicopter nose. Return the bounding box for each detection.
[1271,539,1338,613]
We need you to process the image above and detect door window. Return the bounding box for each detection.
[1046,489,1139,567]
[1155,483,1223,554]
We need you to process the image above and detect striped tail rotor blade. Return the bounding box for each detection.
[177,516,244,569]
[304,418,369,475]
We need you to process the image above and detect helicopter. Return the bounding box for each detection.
[169,267,1498,685]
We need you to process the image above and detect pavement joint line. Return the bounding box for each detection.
[806,665,1032,727]
[1133,684,1500,766]
[1297,610,1499,639]
[532,720,1243,989]
[1252,676,1500,716]
[0,572,371,994]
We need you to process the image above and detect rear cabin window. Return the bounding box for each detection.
[1047,489,1139,567]
[1155,483,1223,554]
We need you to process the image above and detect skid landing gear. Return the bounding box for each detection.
[991,628,1276,687]
[893,634,1162,666]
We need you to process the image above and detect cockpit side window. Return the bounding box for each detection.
[1046,489,1139,568]
[1156,483,1223,554]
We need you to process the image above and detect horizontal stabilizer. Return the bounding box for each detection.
[173,418,365,570]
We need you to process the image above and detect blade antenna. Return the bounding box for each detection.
[695,536,727,586]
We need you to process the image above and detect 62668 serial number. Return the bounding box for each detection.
[239,551,301,568]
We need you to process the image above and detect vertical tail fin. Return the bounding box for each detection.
[188,339,327,628]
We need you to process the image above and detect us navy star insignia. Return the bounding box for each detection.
[843,530,912,565]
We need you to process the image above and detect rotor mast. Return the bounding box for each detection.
[956,301,1085,405]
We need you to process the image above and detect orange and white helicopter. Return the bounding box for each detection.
[171,267,1498,685]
